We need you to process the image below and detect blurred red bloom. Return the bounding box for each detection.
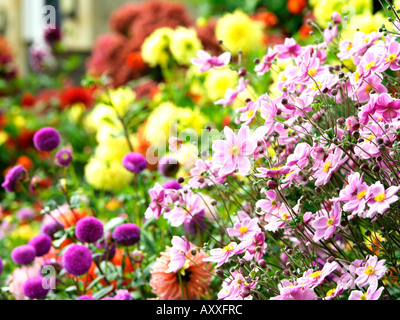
[21,93,36,109]
[288,0,308,15]
[60,86,94,109]
[253,12,279,28]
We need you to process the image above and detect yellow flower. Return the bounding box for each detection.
[103,87,136,117]
[216,10,263,56]
[205,68,238,101]
[68,103,86,123]
[10,225,36,242]
[169,27,203,65]
[0,131,8,146]
[85,157,133,191]
[309,0,373,28]
[141,27,174,67]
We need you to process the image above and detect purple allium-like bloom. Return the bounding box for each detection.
[122,152,148,173]
[23,276,49,300]
[112,223,140,246]
[114,290,132,300]
[75,217,104,244]
[162,180,182,190]
[0,257,3,276]
[158,156,180,177]
[44,27,62,45]
[55,148,73,168]
[33,127,61,152]
[28,234,53,257]
[95,236,116,263]
[63,244,93,276]
[17,208,35,222]
[76,295,97,300]
[11,245,37,265]
[42,221,64,240]
[2,165,27,193]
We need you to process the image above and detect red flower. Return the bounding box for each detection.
[21,93,36,109]
[287,0,308,15]
[126,51,146,72]
[60,86,94,109]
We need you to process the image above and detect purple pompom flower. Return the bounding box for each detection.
[63,244,93,276]
[55,148,73,168]
[75,217,104,244]
[17,208,35,222]
[0,257,3,276]
[162,180,182,190]
[42,221,64,240]
[28,234,53,257]
[158,155,180,177]
[76,295,97,300]
[122,152,148,174]
[2,165,28,193]
[33,127,61,152]
[23,276,50,300]
[11,245,37,265]
[112,223,140,246]
[114,290,132,300]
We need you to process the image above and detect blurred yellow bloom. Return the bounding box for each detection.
[142,27,174,67]
[216,10,263,56]
[85,157,133,191]
[170,27,203,65]
[309,0,373,27]
[68,103,86,123]
[0,131,8,146]
[205,68,238,102]
[10,225,36,242]
[102,87,136,117]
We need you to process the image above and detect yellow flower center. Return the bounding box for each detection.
[323,161,332,173]
[271,200,277,206]
[223,245,234,253]
[179,259,191,276]
[354,72,360,82]
[360,293,368,300]
[271,167,282,171]
[308,68,317,77]
[229,144,241,157]
[365,61,375,70]
[375,193,386,202]
[309,271,322,279]
[281,212,290,220]
[312,81,322,91]
[385,53,398,63]
[238,226,249,234]
[364,266,375,275]
[346,42,353,51]
[326,217,335,227]
[248,110,255,119]
[326,288,336,297]
[357,190,367,200]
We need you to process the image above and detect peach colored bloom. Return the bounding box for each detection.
[150,244,213,300]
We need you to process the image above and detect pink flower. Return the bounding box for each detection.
[145,183,166,220]
[275,38,302,60]
[260,98,278,137]
[311,202,342,242]
[314,149,347,186]
[382,40,400,71]
[255,166,291,179]
[366,182,400,218]
[324,25,338,44]
[271,279,317,300]
[227,217,261,240]
[356,75,387,103]
[242,232,267,261]
[215,78,248,108]
[375,93,400,121]
[348,282,384,300]
[254,48,278,76]
[335,172,370,218]
[331,12,342,24]
[167,236,190,273]
[169,137,182,153]
[190,50,231,72]
[189,159,227,188]
[355,255,387,288]
[212,126,257,176]
[297,261,339,288]
[204,241,250,268]
[256,190,280,214]
[164,191,204,227]
[218,272,257,300]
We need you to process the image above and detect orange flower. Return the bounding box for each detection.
[299,24,313,40]
[16,155,33,171]
[105,198,124,211]
[253,12,279,28]
[150,244,213,300]
[287,0,307,15]
[126,52,146,71]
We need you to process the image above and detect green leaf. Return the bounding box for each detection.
[92,285,114,300]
